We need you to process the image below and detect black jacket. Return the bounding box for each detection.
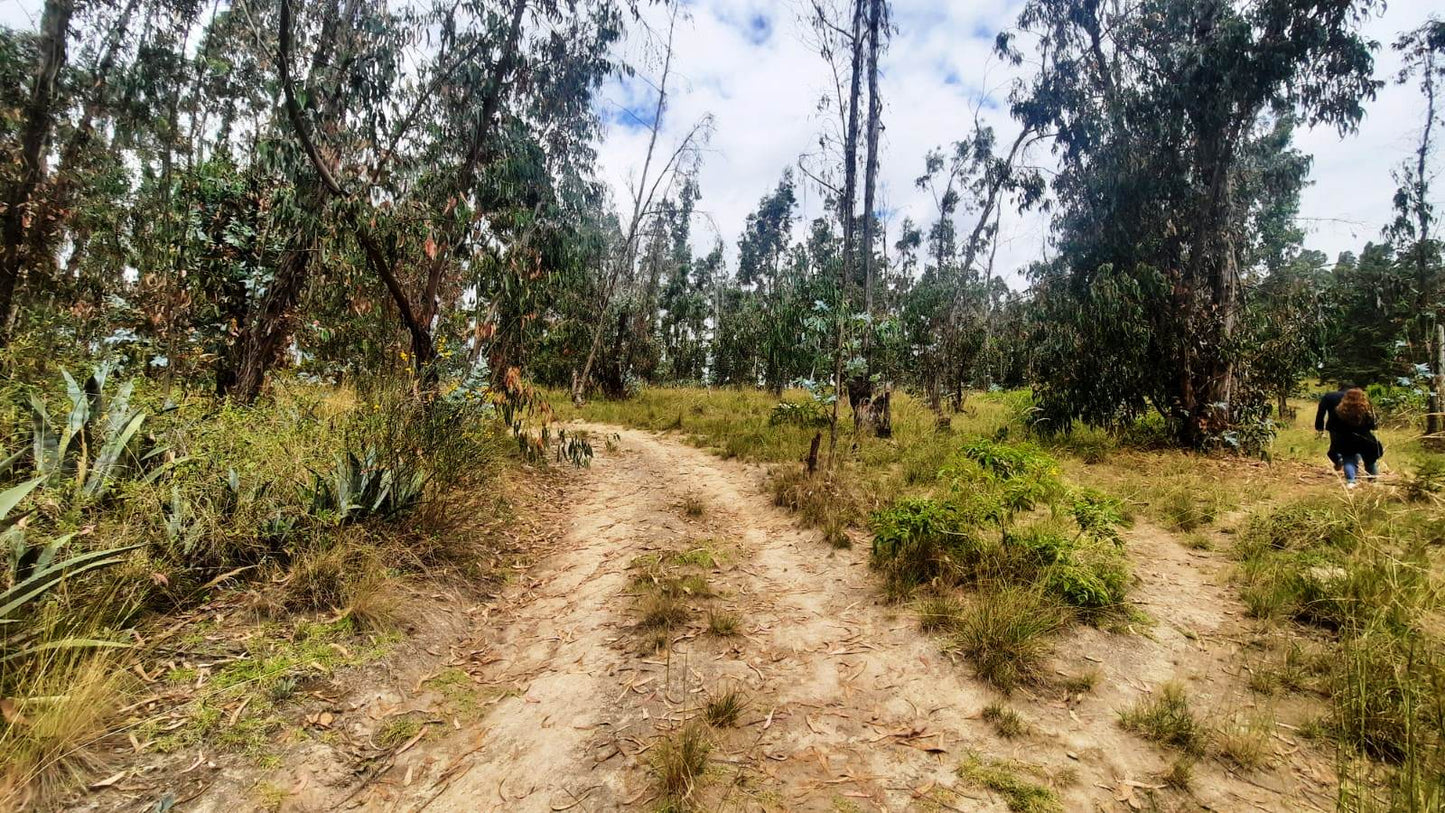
[1314,389,1346,433]
[1316,391,1382,461]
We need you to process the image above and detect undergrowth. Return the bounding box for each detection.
[0,364,557,804]
[1231,488,1445,810]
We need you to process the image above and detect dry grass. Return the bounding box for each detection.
[769,467,864,548]
[1061,668,1099,695]
[917,594,966,633]
[1162,757,1194,790]
[652,722,712,808]
[680,494,707,518]
[374,713,426,750]
[1118,681,1206,755]
[0,653,129,807]
[1215,713,1273,770]
[638,592,690,632]
[703,688,746,728]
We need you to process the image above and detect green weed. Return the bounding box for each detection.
[957,753,1062,813]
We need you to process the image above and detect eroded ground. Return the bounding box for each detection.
[81,425,1339,812]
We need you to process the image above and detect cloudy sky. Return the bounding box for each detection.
[0,0,1435,287]
[594,0,1442,287]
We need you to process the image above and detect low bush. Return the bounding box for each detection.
[870,498,984,594]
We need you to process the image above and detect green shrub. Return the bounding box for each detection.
[870,498,984,593]
[768,398,829,429]
[949,438,1064,516]
[1069,488,1130,544]
[1002,523,1128,615]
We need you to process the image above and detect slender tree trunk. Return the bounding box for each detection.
[221,0,347,402]
[860,0,881,319]
[858,0,888,436]
[1417,59,1438,436]
[832,0,861,464]
[0,0,74,345]
[574,10,680,405]
[1432,322,1444,437]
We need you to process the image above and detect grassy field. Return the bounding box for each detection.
[560,385,1445,810]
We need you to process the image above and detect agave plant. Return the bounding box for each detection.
[0,478,136,666]
[24,364,174,501]
[306,448,425,523]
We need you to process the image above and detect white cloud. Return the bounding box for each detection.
[595,0,1443,288]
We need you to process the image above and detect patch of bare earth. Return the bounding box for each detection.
[93,426,1337,811]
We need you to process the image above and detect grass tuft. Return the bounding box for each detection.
[949,587,1066,693]
[1162,757,1194,791]
[639,593,689,632]
[706,610,739,636]
[680,495,707,518]
[652,722,712,808]
[982,702,1029,738]
[1061,668,1099,695]
[1118,681,1206,755]
[1215,714,1273,770]
[703,689,746,728]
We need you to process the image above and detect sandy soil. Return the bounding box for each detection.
[89,424,1340,812]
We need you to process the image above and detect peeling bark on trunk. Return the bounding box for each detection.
[0,0,74,345]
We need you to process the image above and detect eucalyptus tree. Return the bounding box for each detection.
[571,6,712,404]
[1390,18,1445,434]
[910,122,1042,414]
[1007,0,1381,448]
[0,0,74,343]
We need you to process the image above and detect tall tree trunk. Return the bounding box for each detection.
[1417,56,1438,436]
[826,0,866,460]
[857,0,888,436]
[574,9,682,405]
[220,0,347,403]
[225,236,315,401]
[861,0,882,318]
[0,0,74,345]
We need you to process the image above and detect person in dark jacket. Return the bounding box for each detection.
[1315,383,1354,473]
[1320,387,1383,486]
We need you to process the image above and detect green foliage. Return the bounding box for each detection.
[22,364,169,501]
[305,448,425,524]
[1070,489,1129,544]
[869,498,980,593]
[0,477,137,669]
[870,436,1128,617]
[1009,0,1379,449]
[768,398,830,429]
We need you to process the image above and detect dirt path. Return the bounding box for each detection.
[182,425,1337,812]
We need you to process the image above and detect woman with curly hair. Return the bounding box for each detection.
[1328,387,1384,487]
